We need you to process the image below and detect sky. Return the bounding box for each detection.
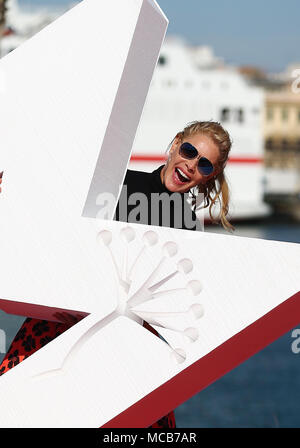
[19,0,300,73]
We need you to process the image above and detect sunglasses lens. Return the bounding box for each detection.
[198,158,214,175]
[179,143,198,159]
[179,142,214,176]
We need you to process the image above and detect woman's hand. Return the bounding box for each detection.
[53,311,84,329]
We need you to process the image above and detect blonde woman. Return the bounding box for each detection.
[116,120,234,232]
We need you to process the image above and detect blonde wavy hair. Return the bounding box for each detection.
[167,120,235,233]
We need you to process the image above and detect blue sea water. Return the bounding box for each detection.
[1,216,300,427]
[175,217,300,428]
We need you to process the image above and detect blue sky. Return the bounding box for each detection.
[20,0,300,72]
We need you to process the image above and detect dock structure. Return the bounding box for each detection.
[263,89,300,218]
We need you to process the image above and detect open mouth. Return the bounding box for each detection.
[174,167,190,184]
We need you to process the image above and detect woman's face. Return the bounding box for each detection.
[160,133,221,193]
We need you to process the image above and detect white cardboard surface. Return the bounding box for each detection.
[0,220,300,427]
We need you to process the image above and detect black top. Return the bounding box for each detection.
[114,165,199,231]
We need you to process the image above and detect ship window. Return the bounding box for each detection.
[267,108,273,121]
[237,108,244,123]
[266,138,273,150]
[220,108,230,122]
[167,80,176,87]
[185,80,194,88]
[281,108,288,121]
[162,79,176,88]
[158,55,167,66]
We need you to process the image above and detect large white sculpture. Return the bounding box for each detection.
[0,0,300,429]
[0,220,300,427]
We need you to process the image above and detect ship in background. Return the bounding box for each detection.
[0,0,272,222]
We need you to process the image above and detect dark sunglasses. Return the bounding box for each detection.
[179,142,214,176]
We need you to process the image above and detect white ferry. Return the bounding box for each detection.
[1,1,271,222]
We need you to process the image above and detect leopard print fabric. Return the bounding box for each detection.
[0,317,176,428]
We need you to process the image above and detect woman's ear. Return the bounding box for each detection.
[170,136,181,155]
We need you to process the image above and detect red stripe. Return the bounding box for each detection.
[228,157,263,164]
[130,154,263,164]
[102,289,300,428]
[131,154,167,162]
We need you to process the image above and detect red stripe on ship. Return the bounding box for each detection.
[102,290,300,428]
[130,154,263,163]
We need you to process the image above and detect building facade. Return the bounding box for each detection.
[264,90,300,170]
